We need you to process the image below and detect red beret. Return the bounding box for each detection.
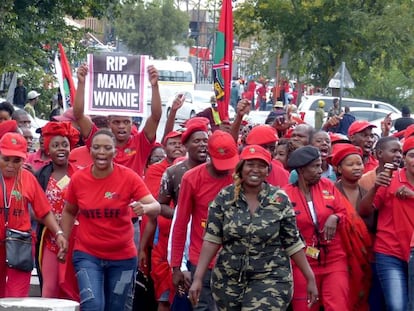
[0,120,18,139]
[330,143,363,167]
[348,121,377,137]
[403,136,414,153]
[246,125,278,145]
[184,117,210,128]
[404,124,414,140]
[163,130,182,146]
[208,130,239,171]
[181,118,209,144]
[240,145,272,166]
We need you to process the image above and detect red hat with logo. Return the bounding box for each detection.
[246,125,278,145]
[348,120,377,137]
[330,143,363,167]
[208,130,239,171]
[240,145,272,166]
[163,130,182,146]
[0,132,27,159]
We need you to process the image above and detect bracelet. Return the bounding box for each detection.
[55,230,64,238]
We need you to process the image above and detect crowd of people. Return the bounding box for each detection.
[1,65,414,311]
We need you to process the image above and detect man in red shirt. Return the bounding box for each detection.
[348,120,378,173]
[171,130,239,311]
[73,63,162,178]
[141,120,209,309]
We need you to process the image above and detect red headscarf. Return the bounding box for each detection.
[41,121,79,154]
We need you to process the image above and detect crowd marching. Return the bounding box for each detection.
[1,64,414,311]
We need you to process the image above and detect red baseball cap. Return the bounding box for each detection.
[246,125,278,145]
[404,124,414,140]
[208,130,239,171]
[0,132,27,159]
[348,121,377,137]
[240,145,272,166]
[330,143,363,167]
[163,130,182,145]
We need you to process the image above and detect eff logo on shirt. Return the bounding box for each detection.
[104,192,119,199]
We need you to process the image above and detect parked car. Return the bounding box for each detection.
[298,95,400,126]
[165,90,235,121]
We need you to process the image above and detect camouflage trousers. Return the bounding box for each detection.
[211,269,292,311]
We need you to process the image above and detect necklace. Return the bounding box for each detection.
[1,175,16,225]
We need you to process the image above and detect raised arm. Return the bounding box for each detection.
[142,65,162,143]
[161,93,184,143]
[230,99,250,143]
[73,64,94,138]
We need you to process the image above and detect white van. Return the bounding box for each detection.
[147,60,195,104]
[298,95,401,126]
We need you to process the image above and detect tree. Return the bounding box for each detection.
[0,0,119,115]
[234,0,414,106]
[114,0,189,59]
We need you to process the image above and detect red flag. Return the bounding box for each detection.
[213,0,233,120]
[57,43,76,107]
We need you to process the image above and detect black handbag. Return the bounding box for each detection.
[1,174,33,272]
[5,228,33,272]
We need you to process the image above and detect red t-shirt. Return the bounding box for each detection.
[267,159,289,187]
[25,150,51,172]
[86,125,155,177]
[171,163,233,268]
[364,154,378,174]
[374,168,414,261]
[65,163,151,260]
[68,146,92,170]
[0,169,51,240]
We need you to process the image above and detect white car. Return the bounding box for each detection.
[298,95,400,126]
[165,90,235,121]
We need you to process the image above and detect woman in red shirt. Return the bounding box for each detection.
[35,121,79,299]
[0,132,67,297]
[60,129,160,311]
[284,146,349,311]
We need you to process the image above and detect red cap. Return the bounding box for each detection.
[348,121,377,136]
[208,130,239,171]
[0,120,18,139]
[403,136,414,153]
[0,132,27,159]
[246,125,278,145]
[181,119,209,144]
[53,108,76,122]
[330,143,363,167]
[329,132,350,145]
[240,145,272,165]
[163,130,182,145]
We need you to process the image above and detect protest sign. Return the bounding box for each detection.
[84,53,149,117]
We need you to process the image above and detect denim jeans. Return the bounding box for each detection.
[73,250,137,311]
[375,252,408,311]
[408,249,414,311]
[188,261,217,311]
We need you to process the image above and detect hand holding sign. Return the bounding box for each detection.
[148,65,159,87]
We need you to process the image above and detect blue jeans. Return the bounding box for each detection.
[375,252,408,311]
[408,249,414,311]
[73,250,137,311]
